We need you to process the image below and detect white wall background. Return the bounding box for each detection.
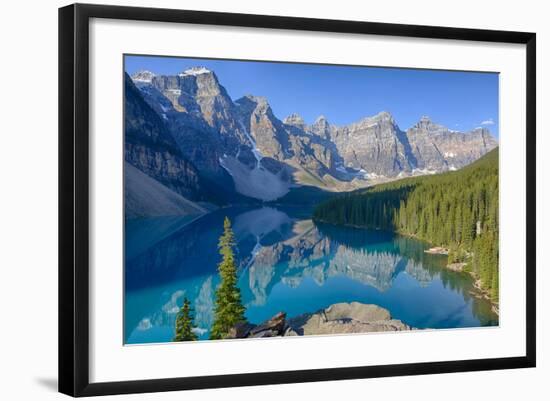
[0,0,546,399]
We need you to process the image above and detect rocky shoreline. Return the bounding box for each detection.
[442,264,499,316]
[424,246,449,255]
[447,262,467,272]
[470,276,500,315]
[226,302,412,339]
[422,245,499,315]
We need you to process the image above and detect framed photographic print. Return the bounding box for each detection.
[58,3,536,397]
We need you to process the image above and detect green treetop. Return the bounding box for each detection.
[173,297,198,341]
[210,217,246,340]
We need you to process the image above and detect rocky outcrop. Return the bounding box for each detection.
[227,312,287,339]
[287,302,411,335]
[225,302,411,339]
[124,144,201,200]
[310,115,335,141]
[236,95,290,161]
[151,67,244,140]
[131,70,156,83]
[142,68,253,181]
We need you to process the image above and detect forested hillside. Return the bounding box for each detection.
[313,148,499,301]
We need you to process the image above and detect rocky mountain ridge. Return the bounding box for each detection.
[124,73,203,203]
[128,67,498,203]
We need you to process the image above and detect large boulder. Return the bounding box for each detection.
[226,302,412,339]
[225,312,287,339]
[287,302,411,335]
[248,312,287,338]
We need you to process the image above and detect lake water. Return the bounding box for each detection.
[124,206,498,344]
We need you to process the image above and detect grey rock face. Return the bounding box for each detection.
[129,66,498,201]
[124,73,202,200]
[235,96,336,191]
[310,115,335,140]
[331,111,414,176]
[282,114,339,179]
[125,143,200,199]
[283,113,307,130]
[151,69,246,141]
[235,95,290,161]
[131,70,156,84]
[139,68,251,178]
[406,116,498,172]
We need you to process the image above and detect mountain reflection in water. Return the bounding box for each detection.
[124,206,498,344]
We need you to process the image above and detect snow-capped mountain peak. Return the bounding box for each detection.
[128,65,498,202]
[131,70,156,83]
[314,115,329,124]
[179,66,212,77]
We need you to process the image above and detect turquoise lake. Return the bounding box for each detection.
[124,206,498,344]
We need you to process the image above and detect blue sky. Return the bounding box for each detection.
[125,55,499,137]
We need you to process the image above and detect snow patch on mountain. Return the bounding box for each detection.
[412,168,438,175]
[238,121,263,166]
[131,70,156,83]
[179,67,212,77]
[364,172,382,179]
[219,156,290,201]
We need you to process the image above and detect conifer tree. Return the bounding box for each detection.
[313,148,499,301]
[210,217,246,340]
[173,297,198,342]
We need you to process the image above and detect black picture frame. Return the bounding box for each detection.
[59,3,536,397]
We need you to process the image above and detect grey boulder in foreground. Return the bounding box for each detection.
[226,302,412,339]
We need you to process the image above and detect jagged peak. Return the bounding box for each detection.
[178,66,213,77]
[376,111,394,120]
[420,115,431,123]
[131,70,156,83]
[235,95,273,116]
[413,115,447,132]
[239,94,269,106]
[353,111,396,128]
[471,126,492,135]
[314,115,329,124]
[284,113,306,127]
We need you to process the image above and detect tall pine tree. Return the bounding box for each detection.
[210,217,246,340]
[173,297,198,341]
